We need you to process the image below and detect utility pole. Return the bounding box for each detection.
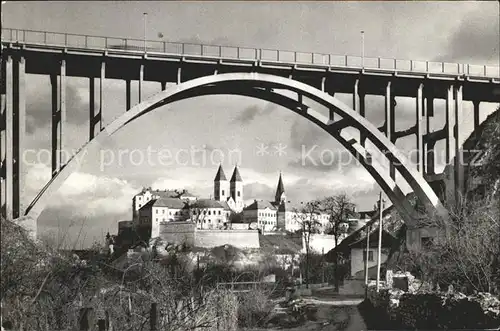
[143,12,148,52]
[361,30,365,68]
[364,222,370,297]
[376,192,385,292]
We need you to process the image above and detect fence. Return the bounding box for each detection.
[216,281,272,293]
[2,28,499,78]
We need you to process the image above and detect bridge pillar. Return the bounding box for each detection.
[445,85,454,162]
[139,64,144,102]
[425,93,435,175]
[473,100,480,130]
[416,83,424,175]
[353,79,366,146]
[389,95,396,179]
[385,81,396,179]
[0,58,5,218]
[4,56,14,220]
[13,56,26,219]
[125,79,131,111]
[89,77,96,141]
[51,59,66,175]
[99,60,105,132]
[454,84,464,201]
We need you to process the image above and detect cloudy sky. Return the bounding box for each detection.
[3,1,499,247]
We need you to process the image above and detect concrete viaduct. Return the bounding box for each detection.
[1,28,499,237]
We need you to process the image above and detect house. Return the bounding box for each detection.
[325,225,397,280]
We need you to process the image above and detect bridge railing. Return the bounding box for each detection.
[2,27,499,78]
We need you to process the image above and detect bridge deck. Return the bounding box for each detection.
[2,28,500,101]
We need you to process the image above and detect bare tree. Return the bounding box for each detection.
[320,193,356,291]
[393,195,499,294]
[293,200,322,288]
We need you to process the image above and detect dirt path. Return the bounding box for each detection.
[244,302,368,331]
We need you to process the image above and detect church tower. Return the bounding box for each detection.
[230,166,244,211]
[275,172,286,204]
[214,164,229,201]
[275,172,287,230]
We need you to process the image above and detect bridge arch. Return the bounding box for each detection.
[25,73,448,227]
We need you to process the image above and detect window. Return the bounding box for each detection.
[138,197,142,200]
[138,204,142,208]
[363,250,374,262]
[238,191,241,197]
[218,210,221,215]
[208,211,211,215]
[162,218,165,221]
[222,190,225,196]
[163,209,165,214]
[156,218,158,221]
[156,210,158,214]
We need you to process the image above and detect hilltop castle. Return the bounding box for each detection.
[122,165,332,239]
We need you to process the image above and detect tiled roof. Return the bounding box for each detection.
[230,166,242,182]
[190,199,231,210]
[214,165,227,181]
[136,189,197,199]
[179,192,197,198]
[152,198,190,209]
[244,200,277,211]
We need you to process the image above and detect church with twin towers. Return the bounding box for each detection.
[213,164,245,213]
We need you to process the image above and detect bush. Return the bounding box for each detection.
[237,289,274,328]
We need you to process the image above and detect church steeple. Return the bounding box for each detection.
[230,165,244,211]
[230,165,242,182]
[214,164,229,201]
[275,172,286,203]
[214,164,227,181]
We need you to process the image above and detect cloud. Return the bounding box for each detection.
[24,163,140,220]
[26,81,91,135]
[435,7,499,63]
[243,182,274,202]
[233,103,276,125]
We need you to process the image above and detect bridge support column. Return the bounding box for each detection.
[4,56,14,220]
[445,85,454,162]
[416,83,424,175]
[99,61,105,132]
[473,100,480,130]
[139,64,144,102]
[89,78,98,140]
[454,84,464,201]
[51,59,66,176]
[177,67,182,84]
[389,95,396,179]
[12,56,26,219]
[0,59,6,218]
[425,94,435,175]
[354,79,366,145]
[385,81,396,179]
[125,79,131,111]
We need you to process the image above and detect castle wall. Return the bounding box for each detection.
[195,229,260,249]
[159,222,196,246]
